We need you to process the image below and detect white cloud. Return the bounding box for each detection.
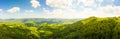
[0,9,3,16]
[79,5,120,18]
[0,9,2,12]
[0,9,3,15]
[2,0,119,19]
[25,10,34,13]
[43,8,50,13]
[46,0,104,9]
[43,8,81,18]
[46,0,73,8]
[7,7,20,13]
[45,0,120,18]
[80,0,95,7]
[97,5,120,14]
[43,5,120,18]
[30,0,40,8]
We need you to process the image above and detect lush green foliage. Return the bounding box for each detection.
[0,17,120,39]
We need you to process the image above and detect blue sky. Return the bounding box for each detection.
[0,0,120,19]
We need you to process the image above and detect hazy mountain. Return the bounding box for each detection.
[0,18,82,24]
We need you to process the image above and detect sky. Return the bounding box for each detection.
[0,0,120,19]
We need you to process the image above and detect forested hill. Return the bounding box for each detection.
[61,16,120,39]
[1,17,120,39]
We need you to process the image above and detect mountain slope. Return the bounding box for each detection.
[60,17,120,39]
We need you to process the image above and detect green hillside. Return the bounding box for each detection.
[60,16,119,39]
[0,17,120,39]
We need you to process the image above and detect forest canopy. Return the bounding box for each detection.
[0,17,120,39]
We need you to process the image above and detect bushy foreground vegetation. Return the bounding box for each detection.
[0,17,120,39]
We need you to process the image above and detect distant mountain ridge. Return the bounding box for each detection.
[0,18,82,24]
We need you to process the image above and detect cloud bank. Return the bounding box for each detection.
[45,0,120,18]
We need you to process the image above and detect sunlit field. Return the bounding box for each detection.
[0,0,120,39]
